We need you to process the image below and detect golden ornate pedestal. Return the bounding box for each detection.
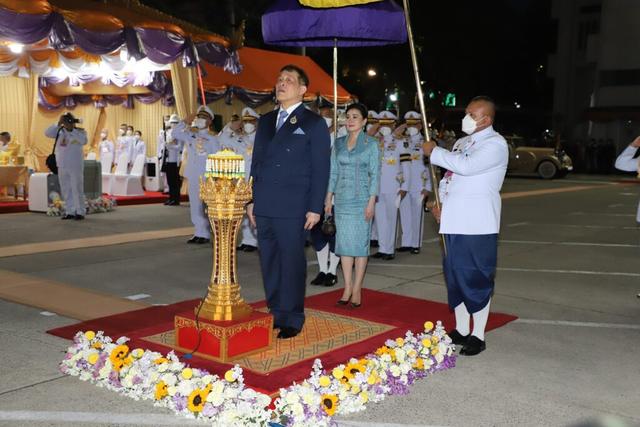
[174,150,273,362]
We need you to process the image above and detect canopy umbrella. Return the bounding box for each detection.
[262,0,406,140]
[263,0,445,254]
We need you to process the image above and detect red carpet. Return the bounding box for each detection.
[48,289,517,395]
[0,192,189,214]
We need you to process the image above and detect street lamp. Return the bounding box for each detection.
[389,92,398,102]
[367,68,377,77]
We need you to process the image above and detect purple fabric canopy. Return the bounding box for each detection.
[262,0,407,47]
[0,5,241,72]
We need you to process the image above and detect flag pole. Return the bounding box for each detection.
[401,0,446,256]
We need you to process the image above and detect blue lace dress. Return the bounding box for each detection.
[327,131,380,257]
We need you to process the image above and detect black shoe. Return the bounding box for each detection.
[74,214,85,220]
[323,273,338,287]
[370,240,379,248]
[351,302,361,308]
[163,199,171,205]
[310,272,327,286]
[336,299,350,306]
[448,329,470,346]
[242,245,257,252]
[237,244,247,251]
[167,199,180,206]
[277,327,300,339]
[196,237,210,244]
[381,254,395,261]
[372,252,384,259]
[397,247,411,252]
[410,248,420,254]
[460,336,486,356]
[187,236,199,244]
[61,214,74,220]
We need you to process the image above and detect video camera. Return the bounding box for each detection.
[60,113,82,126]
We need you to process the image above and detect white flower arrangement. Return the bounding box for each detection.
[46,191,117,217]
[60,321,456,427]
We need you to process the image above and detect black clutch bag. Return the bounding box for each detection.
[321,215,336,236]
[46,154,58,175]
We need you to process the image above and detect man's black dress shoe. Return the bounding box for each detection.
[460,336,486,356]
[310,272,326,285]
[187,236,199,244]
[167,199,180,206]
[243,245,257,252]
[277,327,300,339]
[61,214,74,220]
[237,244,247,251]
[410,248,420,254]
[74,214,85,220]
[448,329,470,346]
[323,273,338,287]
[196,237,210,244]
[372,252,384,259]
[163,199,171,205]
[381,254,395,261]
[397,247,411,252]
[370,240,379,248]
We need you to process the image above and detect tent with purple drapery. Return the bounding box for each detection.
[263,0,446,253]
[0,0,242,171]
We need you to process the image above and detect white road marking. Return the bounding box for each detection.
[500,239,639,248]
[39,311,57,316]
[125,293,151,301]
[620,192,637,196]
[515,319,640,330]
[368,263,640,277]
[0,411,201,425]
[570,212,635,217]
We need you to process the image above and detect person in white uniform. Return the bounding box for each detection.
[235,107,260,252]
[158,114,183,205]
[614,135,640,224]
[45,112,88,220]
[217,114,243,151]
[115,124,132,170]
[98,129,114,170]
[132,130,146,162]
[423,96,508,356]
[172,106,220,244]
[372,110,410,260]
[366,110,381,248]
[396,111,432,254]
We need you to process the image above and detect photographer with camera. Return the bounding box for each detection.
[45,112,87,220]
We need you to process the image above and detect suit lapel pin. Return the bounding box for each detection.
[290,116,297,125]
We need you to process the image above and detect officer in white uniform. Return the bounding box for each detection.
[158,114,183,205]
[172,106,220,243]
[235,107,261,251]
[366,110,381,247]
[372,110,411,260]
[132,131,146,162]
[115,124,132,170]
[424,96,508,356]
[98,129,114,170]
[45,113,88,220]
[217,114,244,151]
[396,111,432,254]
[614,136,640,224]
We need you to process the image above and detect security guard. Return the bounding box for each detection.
[372,110,411,260]
[172,106,220,243]
[397,111,432,254]
[45,113,88,220]
[159,114,183,205]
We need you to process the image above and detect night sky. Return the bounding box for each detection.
[144,0,554,135]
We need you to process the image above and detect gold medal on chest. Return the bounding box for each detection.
[290,116,297,125]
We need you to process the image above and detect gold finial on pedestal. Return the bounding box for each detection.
[197,150,253,321]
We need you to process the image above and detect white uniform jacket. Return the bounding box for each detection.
[379,135,411,194]
[172,122,219,180]
[430,126,508,235]
[45,125,87,169]
[614,145,639,173]
[157,129,184,165]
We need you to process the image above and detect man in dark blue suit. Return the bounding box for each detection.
[247,65,331,339]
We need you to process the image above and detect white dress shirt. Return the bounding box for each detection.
[430,125,508,235]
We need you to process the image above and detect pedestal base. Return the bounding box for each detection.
[174,310,273,363]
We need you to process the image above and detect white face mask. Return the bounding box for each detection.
[323,117,333,128]
[134,135,141,141]
[126,130,133,136]
[100,132,107,139]
[243,123,256,134]
[462,114,478,135]
[164,121,170,128]
[192,118,207,129]
[406,127,419,136]
[379,126,392,137]
[119,129,125,136]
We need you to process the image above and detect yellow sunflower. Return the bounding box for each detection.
[344,362,366,379]
[155,381,168,400]
[413,358,425,370]
[375,346,389,356]
[187,385,212,413]
[321,394,338,416]
[109,345,129,364]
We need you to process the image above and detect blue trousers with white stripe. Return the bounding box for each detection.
[442,234,498,314]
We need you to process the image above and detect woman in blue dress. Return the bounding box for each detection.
[324,103,380,307]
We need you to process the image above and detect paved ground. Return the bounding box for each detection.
[0,175,638,427]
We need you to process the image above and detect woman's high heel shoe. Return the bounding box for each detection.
[336,299,350,306]
[350,302,361,308]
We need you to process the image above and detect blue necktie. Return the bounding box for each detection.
[276,109,288,131]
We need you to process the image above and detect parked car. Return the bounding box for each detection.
[505,136,573,179]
